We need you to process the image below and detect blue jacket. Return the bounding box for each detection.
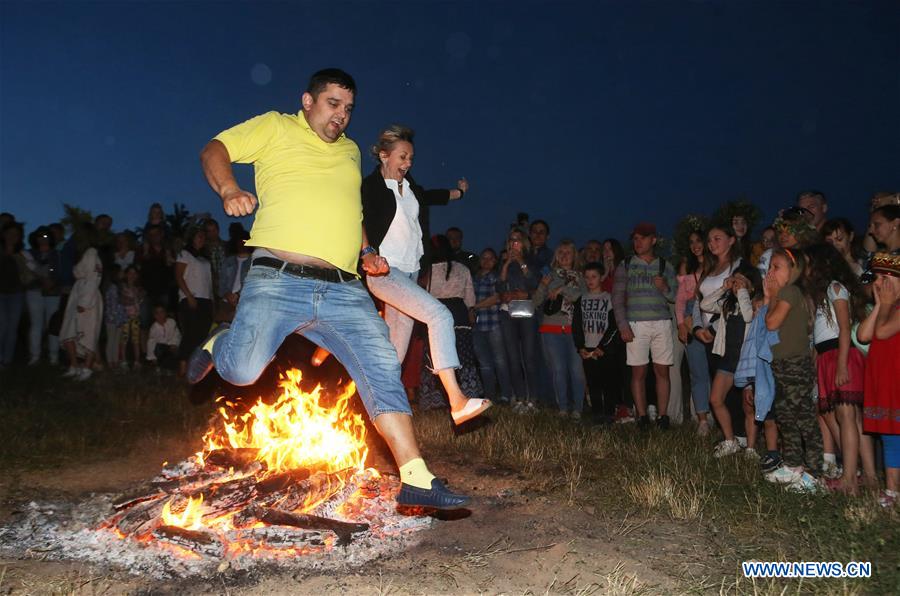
[734,305,780,421]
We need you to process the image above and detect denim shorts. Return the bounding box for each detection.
[212,265,411,418]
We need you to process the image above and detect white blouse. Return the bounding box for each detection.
[379,178,424,274]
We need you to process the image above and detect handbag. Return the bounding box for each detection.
[508,299,535,318]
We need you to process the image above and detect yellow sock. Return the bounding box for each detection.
[399,458,435,489]
[202,328,224,353]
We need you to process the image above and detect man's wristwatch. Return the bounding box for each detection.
[360,246,377,258]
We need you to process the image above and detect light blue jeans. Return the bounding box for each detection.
[541,332,587,413]
[366,268,459,372]
[211,265,411,419]
[684,337,711,414]
[472,326,514,400]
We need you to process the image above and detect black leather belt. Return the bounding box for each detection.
[251,257,354,283]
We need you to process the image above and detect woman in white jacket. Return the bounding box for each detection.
[60,246,103,380]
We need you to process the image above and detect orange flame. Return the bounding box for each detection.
[161,494,204,530]
[200,369,368,476]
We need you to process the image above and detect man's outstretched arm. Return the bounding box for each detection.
[200,139,258,217]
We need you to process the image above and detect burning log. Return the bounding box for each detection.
[113,491,166,512]
[204,448,261,470]
[153,525,224,558]
[250,506,369,546]
[255,468,313,495]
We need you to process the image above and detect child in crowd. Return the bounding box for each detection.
[858,253,900,508]
[118,265,145,368]
[146,305,181,372]
[693,225,749,456]
[573,261,623,424]
[103,264,125,368]
[734,281,782,475]
[732,271,765,453]
[763,248,822,490]
[805,243,876,494]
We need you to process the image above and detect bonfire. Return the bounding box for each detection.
[104,369,398,559]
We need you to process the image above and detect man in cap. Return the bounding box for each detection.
[611,222,678,429]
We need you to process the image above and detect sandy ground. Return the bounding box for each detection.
[0,439,730,595]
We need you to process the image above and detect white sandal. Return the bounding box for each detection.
[451,398,493,425]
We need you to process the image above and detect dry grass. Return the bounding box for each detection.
[414,407,899,594]
[2,368,898,594]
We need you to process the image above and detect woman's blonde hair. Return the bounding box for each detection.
[506,227,531,253]
[370,124,414,161]
[551,239,582,271]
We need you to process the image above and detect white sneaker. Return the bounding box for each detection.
[736,436,748,448]
[878,490,898,509]
[744,447,760,459]
[765,465,802,484]
[572,411,582,420]
[76,368,93,381]
[788,471,821,493]
[714,439,741,458]
[696,421,710,436]
[63,367,80,378]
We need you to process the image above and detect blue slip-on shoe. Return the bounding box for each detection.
[397,478,471,510]
[186,323,230,385]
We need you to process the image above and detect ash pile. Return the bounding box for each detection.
[0,453,432,579]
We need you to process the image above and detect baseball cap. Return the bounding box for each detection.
[631,222,657,237]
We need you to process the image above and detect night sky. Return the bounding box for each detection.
[2,1,898,252]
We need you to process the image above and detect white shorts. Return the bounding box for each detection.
[625,319,674,366]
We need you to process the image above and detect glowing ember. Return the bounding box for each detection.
[199,369,368,476]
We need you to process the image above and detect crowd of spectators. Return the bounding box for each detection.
[0,204,250,379]
[0,190,898,507]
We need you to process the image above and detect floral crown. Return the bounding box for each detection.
[869,252,900,277]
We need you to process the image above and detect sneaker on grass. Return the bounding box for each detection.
[765,465,802,485]
[878,490,898,509]
[744,447,759,459]
[787,471,822,493]
[822,460,843,480]
[713,439,741,458]
[759,451,783,474]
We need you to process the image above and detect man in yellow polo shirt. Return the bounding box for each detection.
[191,68,469,510]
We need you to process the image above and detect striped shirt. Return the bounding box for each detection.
[612,256,677,329]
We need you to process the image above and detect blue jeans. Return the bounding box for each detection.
[472,326,514,400]
[684,338,710,414]
[366,269,459,371]
[499,311,541,403]
[212,265,411,419]
[541,332,587,413]
[0,292,25,365]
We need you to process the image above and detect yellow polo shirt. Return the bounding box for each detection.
[214,111,362,273]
